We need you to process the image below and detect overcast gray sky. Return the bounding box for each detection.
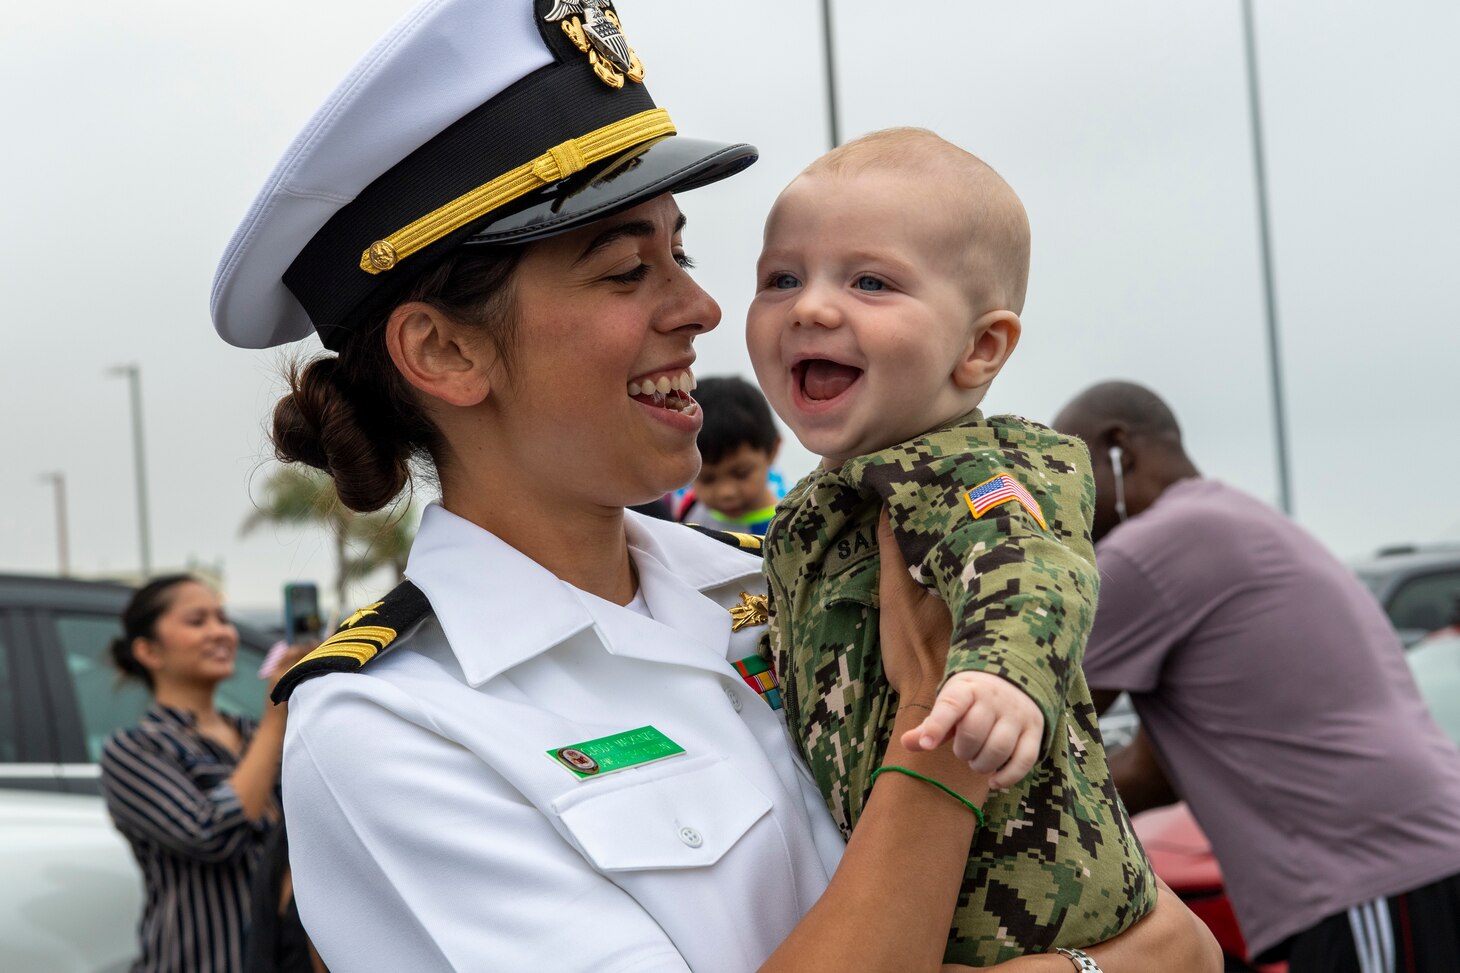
[2,0,1456,613]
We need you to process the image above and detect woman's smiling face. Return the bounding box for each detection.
[141,582,238,688]
[486,194,720,507]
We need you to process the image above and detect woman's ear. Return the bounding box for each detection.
[385,302,496,408]
[952,310,1022,391]
[131,636,164,675]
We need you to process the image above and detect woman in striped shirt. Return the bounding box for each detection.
[100,575,308,973]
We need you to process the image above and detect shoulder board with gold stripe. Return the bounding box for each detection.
[685,523,763,556]
[271,580,433,704]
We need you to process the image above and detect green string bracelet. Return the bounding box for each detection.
[870,765,986,828]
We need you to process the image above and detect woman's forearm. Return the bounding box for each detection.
[231,645,313,821]
[759,704,991,973]
[229,708,286,821]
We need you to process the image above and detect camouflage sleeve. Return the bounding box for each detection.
[907,505,1098,757]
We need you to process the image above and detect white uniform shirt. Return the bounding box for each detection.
[283,504,846,972]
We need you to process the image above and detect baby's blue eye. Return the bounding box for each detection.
[855,276,885,292]
[771,273,800,290]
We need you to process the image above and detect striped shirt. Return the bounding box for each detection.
[100,705,274,973]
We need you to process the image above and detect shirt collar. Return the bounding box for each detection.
[144,704,197,729]
[836,408,985,492]
[404,503,762,687]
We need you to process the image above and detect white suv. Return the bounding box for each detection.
[0,574,270,972]
[1352,544,1460,647]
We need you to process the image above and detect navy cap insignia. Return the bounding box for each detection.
[545,0,645,88]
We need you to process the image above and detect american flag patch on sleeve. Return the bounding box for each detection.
[965,473,1048,530]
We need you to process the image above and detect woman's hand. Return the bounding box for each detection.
[262,640,318,716]
[877,507,953,702]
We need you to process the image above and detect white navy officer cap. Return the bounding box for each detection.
[212,0,756,351]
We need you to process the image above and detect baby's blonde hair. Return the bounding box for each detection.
[803,127,1030,314]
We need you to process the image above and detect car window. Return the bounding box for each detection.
[0,622,16,762]
[1387,570,1460,634]
[54,613,152,763]
[50,612,266,763]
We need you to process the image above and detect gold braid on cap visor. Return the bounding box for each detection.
[360,108,676,274]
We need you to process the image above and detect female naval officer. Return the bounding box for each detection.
[210,2,1218,970]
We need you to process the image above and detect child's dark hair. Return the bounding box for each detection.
[694,376,779,465]
[109,575,196,691]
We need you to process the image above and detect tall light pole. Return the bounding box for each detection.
[39,472,70,576]
[820,0,841,148]
[1239,0,1294,515]
[108,364,153,574]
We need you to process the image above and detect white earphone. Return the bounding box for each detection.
[1108,445,1128,522]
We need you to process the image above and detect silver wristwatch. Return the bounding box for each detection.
[1053,947,1103,972]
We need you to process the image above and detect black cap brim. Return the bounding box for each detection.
[462,135,757,246]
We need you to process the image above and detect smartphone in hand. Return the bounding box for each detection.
[260,582,323,678]
[283,582,322,645]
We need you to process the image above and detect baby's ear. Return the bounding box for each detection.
[952,310,1022,390]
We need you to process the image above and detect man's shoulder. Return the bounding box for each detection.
[1099,480,1287,588]
[1108,480,1262,547]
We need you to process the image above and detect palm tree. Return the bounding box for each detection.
[345,507,415,586]
[241,465,418,614]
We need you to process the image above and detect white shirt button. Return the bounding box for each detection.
[725,687,743,712]
[678,826,703,848]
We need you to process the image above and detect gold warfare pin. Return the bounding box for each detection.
[728,592,769,632]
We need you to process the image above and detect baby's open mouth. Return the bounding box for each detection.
[795,359,863,402]
[628,369,697,413]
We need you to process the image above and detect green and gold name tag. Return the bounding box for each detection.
[547,725,685,780]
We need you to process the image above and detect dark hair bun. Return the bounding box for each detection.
[272,356,410,513]
[109,635,151,685]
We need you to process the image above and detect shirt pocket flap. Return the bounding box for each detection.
[822,558,879,609]
[553,756,771,872]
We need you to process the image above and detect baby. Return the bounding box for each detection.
[746,128,1155,964]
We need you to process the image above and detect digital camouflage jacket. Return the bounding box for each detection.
[762,412,1155,964]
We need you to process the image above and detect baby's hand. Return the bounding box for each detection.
[900,671,1045,791]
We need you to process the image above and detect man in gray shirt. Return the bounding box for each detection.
[1055,381,1460,973]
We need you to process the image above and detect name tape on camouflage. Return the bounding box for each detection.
[548,725,685,779]
[964,473,1047,530]
[822,525,877,576]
